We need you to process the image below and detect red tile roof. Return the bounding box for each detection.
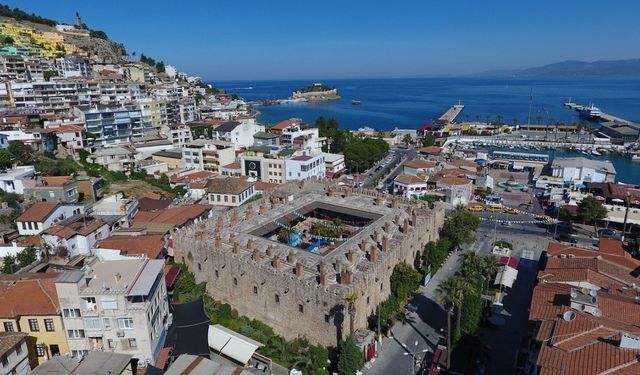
[271,119,299,131]
[394,174,426,185]
[43,216,106,239]
[96,234,166,259]
[546,241,640,271]
[436,176,471,186]
[255,181,279,191]
[404,160,437,169]
[0,276,60,317]
[133,204,212,228]
[418,146,441,155]
[169,171,216,184]
[16,202,60,222]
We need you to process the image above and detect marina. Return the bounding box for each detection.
[564,101,635,124]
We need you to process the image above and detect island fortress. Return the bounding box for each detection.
[291,82,340,101]
[173,179,445,346]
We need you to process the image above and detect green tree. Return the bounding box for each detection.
[2,254,16,274]
[437,276,463,369]
[16,246,38,268]
[344,292,358,337]
[0,149,13,168]
[577,195,609,235]
[441,206,480,249]
[421,133,436,147]
[7,141,32,164]
[402,134,413,146]
[3,36,14,45]
[423,238,452,272]
[336,336,363,375]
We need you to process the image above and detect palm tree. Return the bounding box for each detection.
[479,255,499,303]
[437,277,463,369]
[485,115,491,125]
[402,134,413,147]
[475,115,481,123]
[293,348,313,372]
[344,292,359,336]
[465,114,469,123]
[512,117,519,126]
[496,115,503,125]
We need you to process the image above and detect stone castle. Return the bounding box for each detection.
[173,180,445,346]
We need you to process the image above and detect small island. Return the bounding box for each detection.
[291,82,340,101]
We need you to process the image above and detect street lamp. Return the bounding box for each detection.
[622,192,631,242]
[402,340,430,375]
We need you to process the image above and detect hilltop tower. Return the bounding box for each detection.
[75,12,83,29]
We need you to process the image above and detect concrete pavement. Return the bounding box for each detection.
[364,252,461,375]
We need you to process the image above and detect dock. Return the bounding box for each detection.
[438,104,464,123]
[564,102,632,124]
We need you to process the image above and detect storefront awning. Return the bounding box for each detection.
[494,265,518,289]
[208,324,263,365]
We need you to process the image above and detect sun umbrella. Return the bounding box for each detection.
[612,198,625,203]
[594,196,605,201]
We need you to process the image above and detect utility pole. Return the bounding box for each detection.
[553,205,561,240]
[622,192,631,242]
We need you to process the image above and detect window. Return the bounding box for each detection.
[50,344,59,356]
[298,304,304,313]
[63,308,81,318]
[28,319,39,332]
[325,314,330,323]
[232,196,236,203]
[118,318,134,330]
[233,278,237,286]
[275,294,280,303]
[224,196,228,202]
[35,344,46,357]
[21,222,26,230]
[101,298,118,310]
[107,339,115,349]
[128,338,137,348]
[197,263,202,271]
[44,319,55,332]
[85,318,101,331]
[1,355,7,367]
[103,318,112,330]
[67,329,85,339]
[215,270,219,278]
[3,322,13,332]
[253,286,258,294]
[16,343,23,355]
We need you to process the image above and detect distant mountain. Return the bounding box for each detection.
[474,59,640,78]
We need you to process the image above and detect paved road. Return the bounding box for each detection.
[364,252,461,375]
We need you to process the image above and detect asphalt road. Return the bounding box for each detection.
[360,147,417,190]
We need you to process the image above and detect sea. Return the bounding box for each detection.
[213,77,640,183]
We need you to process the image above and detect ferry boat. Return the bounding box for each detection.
[578,103,601,119]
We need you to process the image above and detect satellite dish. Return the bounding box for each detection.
[563,310,576,321]
[589,289,598,297]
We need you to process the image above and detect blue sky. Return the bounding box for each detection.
[3,0,640,80]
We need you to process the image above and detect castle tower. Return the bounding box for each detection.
[75,12,83,29]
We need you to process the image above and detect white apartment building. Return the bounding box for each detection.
[178,100,196,124]
[74,105,144,146]
[55,257,168,364]
[285,155,326,181]
[551,157,617,187]
[436,176,473,206]
[212,119,265,150]
[205,177,256,207]
[182,140,236,173]
[166,124,192,147]
[323,153,346,179]
[394,174,428,198]
[0,166,36,194]
[42,215,111,257]
[16,202,85,236]
[54,56,91,78]
[165,65,177,79]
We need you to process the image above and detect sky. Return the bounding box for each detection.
[3,0,640,80]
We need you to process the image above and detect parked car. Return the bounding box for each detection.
[598,228,619,239]
[405,303,419,313]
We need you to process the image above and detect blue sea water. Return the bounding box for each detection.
[215,77,640,130]
[212,77,640,183]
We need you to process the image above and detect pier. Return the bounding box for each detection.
[438,104,464,123]
[564,102,632,124]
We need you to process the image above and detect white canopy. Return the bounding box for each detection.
[494,265,518,289]
[208,324,263,365]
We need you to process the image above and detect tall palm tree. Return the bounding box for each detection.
[437,277,463,369]
[475,115,481,123]
[465,114,470,123]
[485,115,491,125]
[344,292,359,336]
[479,255,499,302]
[512,117,519,126]
[496,115,503,125]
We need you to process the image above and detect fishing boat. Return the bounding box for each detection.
[351,100,362,105]
[633,155,640,162]
[591,150,601,156]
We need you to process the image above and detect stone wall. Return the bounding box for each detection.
[173,188,445,347]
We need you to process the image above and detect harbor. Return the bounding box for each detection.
[564,101,637,124]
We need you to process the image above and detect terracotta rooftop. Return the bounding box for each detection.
[16,202,60,222]
[0,276,60,317]
[205,177,255,195]
[37,125,85,134]
[132,204,213,232]
[42,176,74,187]
[394,174,426,185]
[436,176,471,186]
[438,167,477,178]
[43,216,107,239]
[546,241,640,271]
[255,181,279,192]
[271,119,300,130]
[96,234,166,259]
[404,159,437,169]
[222,161,241,169]
[418,146,441,155]
[448,159,479,169]
[170,171,216,184]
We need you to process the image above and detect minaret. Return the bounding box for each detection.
[75,12,83,29]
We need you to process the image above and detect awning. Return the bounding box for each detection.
[208,324,263,365]
[164,265,181,288]
[494,265,518,289]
